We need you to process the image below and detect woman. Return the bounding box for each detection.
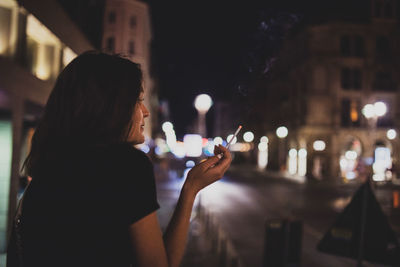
[8,51,231,267]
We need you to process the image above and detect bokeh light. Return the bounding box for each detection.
[276,126,288,138]
[243,131,254,142]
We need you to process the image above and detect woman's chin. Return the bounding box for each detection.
[131,136,145,145]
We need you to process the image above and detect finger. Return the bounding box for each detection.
[214,149,232,172]
[217,145,231,160]
[210,151,231,171]
[201,155,222,169]
[214,145,223,155]
[214,144,229,158]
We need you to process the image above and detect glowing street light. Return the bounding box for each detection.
[362,101,387,119]
[162,121,173,133]
[243,131,254,142]
[387,129,397,140]
[374,102,387,117]
[213,136,223,146]
[226,134,237,145]
[194,94,213,113]
[362,101,389,182]
[194,94,213,137]
[276,126,288,139]
[313,140,326,151]
[276,126,288,170]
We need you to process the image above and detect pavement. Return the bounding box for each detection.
[155,170,230,267]
[1,162,398,267]
[155,162,400,267]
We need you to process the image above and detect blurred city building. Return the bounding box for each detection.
[0,0,94,253]
[257,0,400,182]
[213,100,242,141]
[101,0,156,140]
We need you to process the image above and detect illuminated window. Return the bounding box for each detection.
[0,6,12,55]
[129,16,136,28]
[26,14,61,80]
[62,46,77,67]
[108,12,116,24]
[341,99,360,127]
[0,120,12,251]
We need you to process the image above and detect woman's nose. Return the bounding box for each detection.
[142,104,150,117]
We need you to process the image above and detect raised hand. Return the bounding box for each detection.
[184,145,232,194]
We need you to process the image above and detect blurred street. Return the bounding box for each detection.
[155,162,400,267]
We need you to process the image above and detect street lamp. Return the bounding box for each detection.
[361,101,387,122]
[387,129,396,140]
[361,101,387,182]
[276,126,288,138]
[276,126,288,170]
[243,131,254,142]
[194,94,213,137]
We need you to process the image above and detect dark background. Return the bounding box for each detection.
[58,0,372,137]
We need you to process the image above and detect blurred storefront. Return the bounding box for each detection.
[0,0,93,252]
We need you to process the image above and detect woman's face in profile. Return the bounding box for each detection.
[128,91,149,144]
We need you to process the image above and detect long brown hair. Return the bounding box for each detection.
[23,51,143,178]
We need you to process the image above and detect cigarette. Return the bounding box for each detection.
[215,125,242,160]
[226,125,242,149]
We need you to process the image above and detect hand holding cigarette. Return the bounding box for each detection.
[217,125,242,159]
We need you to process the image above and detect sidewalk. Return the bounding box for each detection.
[228,163,400,188]
[156,176,228,267]
[228,163,400,234]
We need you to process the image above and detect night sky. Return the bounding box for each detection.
[148,0,370,137]
[149,1,304,137]
[59,0,371,137]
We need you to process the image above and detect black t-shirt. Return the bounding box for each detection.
[20,143,159,267]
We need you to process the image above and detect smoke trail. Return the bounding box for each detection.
[244,11,302,76]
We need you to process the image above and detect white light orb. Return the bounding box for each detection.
[226,134,237,145]
[345,150,357,160]
[362,104,375,119]
[387,129,397,140]
[243,131,254,142]
[313,140,326,151]
[374,101,387,117]
[276,126,288,138]
[260,136,269,143]
[183,134,203,157]
[258,142,268,151]
[194,94,213,113]
[289,148,297,157]
[162,121,173,132]
[213,136,223,146]
[298,148,307,157]
[185,160,195,168]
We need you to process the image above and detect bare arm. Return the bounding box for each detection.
[163,145,231,266]
[128,145,231,267]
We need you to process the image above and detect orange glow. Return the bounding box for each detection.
[350,101,358,122]
[394,191,399,208]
